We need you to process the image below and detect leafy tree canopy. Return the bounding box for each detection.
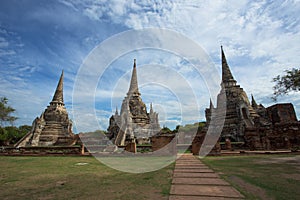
[0,125,31,146]
[272,68,300,101]
[0,97,18,126]
[175,122,206,133]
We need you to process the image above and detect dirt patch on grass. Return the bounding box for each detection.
[37,194,55,200]
[255,155,300,165]
[228,175,272,200]
[281,173,300,181]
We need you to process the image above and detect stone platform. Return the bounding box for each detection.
[169,154,244,200]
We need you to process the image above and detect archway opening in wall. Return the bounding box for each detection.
[242,108,249,119]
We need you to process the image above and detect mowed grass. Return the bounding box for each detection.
[0,156,174,200]
[202,154,300,200]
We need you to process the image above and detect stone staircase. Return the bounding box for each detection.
[39,121,73,146]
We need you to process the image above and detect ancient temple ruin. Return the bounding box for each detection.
[15,71,75,147]
[107,59,160,146]
[205,46,261,142]
[193,47,300,153]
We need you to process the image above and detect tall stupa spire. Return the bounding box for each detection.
[51,70,64,105]
[150,103,153,114]
[221,46,236,86]
[251,94,258,108]
[127,59,140,96]
[209,98,214,109]
[115,106,119,115]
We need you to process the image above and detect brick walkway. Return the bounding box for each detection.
[169,154,245,200]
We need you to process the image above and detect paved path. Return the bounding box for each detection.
[169,154,245,200]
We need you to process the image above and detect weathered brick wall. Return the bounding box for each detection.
[267,103,298,124]
[151,134,176,154]
[245,122,300,150]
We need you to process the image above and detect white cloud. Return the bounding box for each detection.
[2,0,300,131]
[0,37,9,48]
[59,0,300,68]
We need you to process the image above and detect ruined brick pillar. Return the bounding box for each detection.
[125,140,137,153]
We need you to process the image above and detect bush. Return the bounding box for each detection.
[0,125,31,146]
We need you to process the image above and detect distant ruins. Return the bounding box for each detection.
[15,71,75,147]
[193,47,300,153]
[107,59,160,146]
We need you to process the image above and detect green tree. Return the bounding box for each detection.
[173,125,181,133]
[272,68,300,101]
[3,126,19,145]
[0,125,31,146]
[18,125,32,135]
[0,97,18,126]
[160,126,173,134]
[0,127,9,146]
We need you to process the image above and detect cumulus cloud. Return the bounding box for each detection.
[1,0,300,131]
[59,1,299,69]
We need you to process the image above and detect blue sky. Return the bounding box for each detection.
[0,0,300,132]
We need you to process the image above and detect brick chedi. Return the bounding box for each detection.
[15,71,74,147]
[107,59,160,146]
[202,46,300,150]
[206,46,260,142]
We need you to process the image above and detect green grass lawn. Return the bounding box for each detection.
[0,156,174,200]
[2,154,300,200]
[202,154,300,200]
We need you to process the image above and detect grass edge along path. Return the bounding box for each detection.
[202,154,300,200]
